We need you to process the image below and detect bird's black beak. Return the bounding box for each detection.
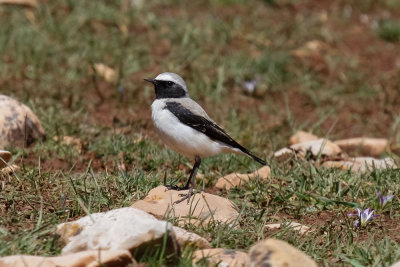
[144,78,157,85]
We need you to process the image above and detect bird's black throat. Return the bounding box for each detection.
[153,80,187,99]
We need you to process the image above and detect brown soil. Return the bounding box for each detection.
[20,150,107,173]
[271,210,400,243]
[11,0,399,174]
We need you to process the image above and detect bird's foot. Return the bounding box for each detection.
[164,184,189,191]
[173,190,199,205]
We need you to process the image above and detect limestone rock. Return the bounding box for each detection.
[249,238,317,267]
[53,135,85,153]
[0,0,37,8]
[193,248,249,267]
[334,137,388,157]
[390,260,400,267]
[172,226,211,249]
[0,95,45,149]
[274,139,341,162]
[291,40,331,59]
[56,207,179,258]
[291,40,332,72]
[0,164,19,176]
[274,147,295,162]
[265,222,310,234]
[0,250,135,267]
[0,150,11,168]
[92,63,117,84]
[322,157,397,173]
[290,131,318,145]
[131,186,239,225]
[215,166,271,190]
[290,138,341,158]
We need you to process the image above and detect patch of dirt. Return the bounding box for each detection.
[272,210,400,244]
[20,150,108,173]
[4,0,400,172]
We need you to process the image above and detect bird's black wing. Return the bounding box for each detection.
[164,101,266,165]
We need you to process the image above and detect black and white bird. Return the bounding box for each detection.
[145,72,266,204]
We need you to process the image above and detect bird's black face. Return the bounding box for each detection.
[144,78,187,99]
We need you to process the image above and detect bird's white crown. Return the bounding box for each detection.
[155,72,187,91]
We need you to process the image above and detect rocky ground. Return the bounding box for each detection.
[1,0,400,266]
[1,95,399,266]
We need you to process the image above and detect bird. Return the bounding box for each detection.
[145,72,266,204]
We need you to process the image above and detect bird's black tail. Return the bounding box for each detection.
[248,152,267,165]
[241,148,267,165]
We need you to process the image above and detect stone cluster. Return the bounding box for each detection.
[274,130,397,173]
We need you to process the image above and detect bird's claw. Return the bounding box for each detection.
[173,190,200,205]
[164,184,189,191]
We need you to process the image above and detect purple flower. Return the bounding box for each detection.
[243,80,257,93]
[377,191,394,206]
[348,208,378,227]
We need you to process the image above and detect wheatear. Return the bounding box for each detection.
[145,72,266,204]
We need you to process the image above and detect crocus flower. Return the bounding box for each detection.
[377,191,394,207]
[348,208,377,227]
[243,80,257,94]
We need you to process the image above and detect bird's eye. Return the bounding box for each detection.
[167,81,173,86]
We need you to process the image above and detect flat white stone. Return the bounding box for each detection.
[290,131,319,145]
[172,226,211,249]
[249,238,318,267]
[57,207,175,254]
[265,222,310,234]
[334,137,388,157]
[323,157,397,173]
[0,250,134,267]
[193,248,250,267]
[215,166,271,190]
[131,186,239,226]
[290,138,341,157]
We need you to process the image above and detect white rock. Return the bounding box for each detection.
[322,157,397,173]
[0,250,134,267]
[193,248,250,267]
[291,40,331,59]
[274,139,341,162]
[53,135,85,153]
[290,131,319,145]
[56,207,178,255]
[215,166,271,190]
[274,147,296,162]
[131,186,239,226]
[265,222,310,234]
[172,226,211,249]
[334,137,388,157]
[0,164,19,176]
[390,260,400,267]
[290,138,341,157]
[249,238,317,267]
[92,63,117,84]
[0,0,37,8]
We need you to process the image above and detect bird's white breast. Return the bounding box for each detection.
[151,99,235,159]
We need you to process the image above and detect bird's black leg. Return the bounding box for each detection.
[171,156,201,204]
[164,156,201,191]
[183,156,201,189]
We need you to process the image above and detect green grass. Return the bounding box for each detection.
[1,0,400,266]
[379,19,400,43]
